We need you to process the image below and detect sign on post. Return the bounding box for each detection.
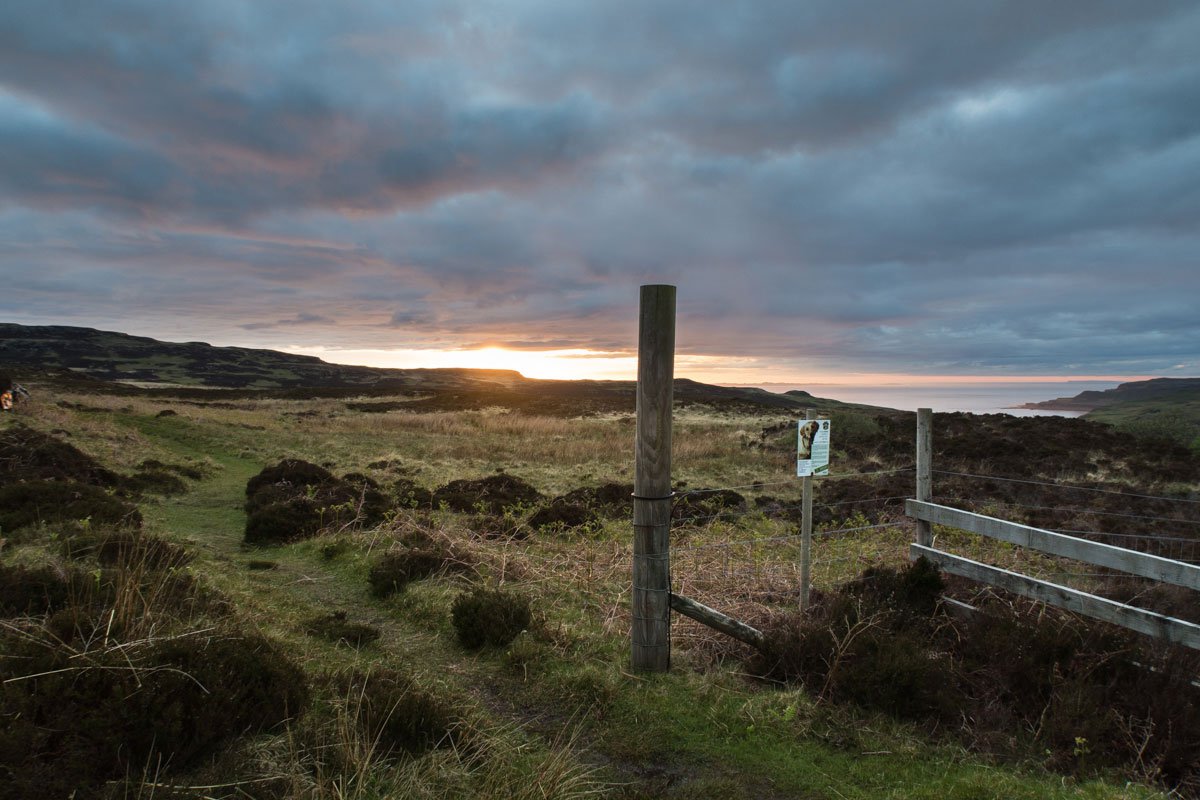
[796,418,831,477]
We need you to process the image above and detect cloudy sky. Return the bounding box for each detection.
[1,1,1198,383]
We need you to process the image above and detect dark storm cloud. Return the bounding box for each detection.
[1,0,1198,377]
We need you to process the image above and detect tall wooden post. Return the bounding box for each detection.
[632,285,675,672]
[799,408,816,610]
[915,408,932,547]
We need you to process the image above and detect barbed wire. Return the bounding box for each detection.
[674,466,916,500]
[673,521,910,554]
[1052,528,1200,545]
[933,469,1200,506]
[671,495,914,527]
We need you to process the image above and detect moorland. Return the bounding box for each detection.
[2,329,1200,799]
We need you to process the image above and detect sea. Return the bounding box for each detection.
[737,381,1122,417]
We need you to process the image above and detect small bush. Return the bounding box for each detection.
[451,587,531,649]
[0,479,142,531]
[368,546,458,598]
[304,611,381,648]
[0,426,122,486]
[247,559,278,570]
[466,513,527,540]
[391,477,433,509]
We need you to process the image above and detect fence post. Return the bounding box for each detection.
[799,408,816,610]
[632,284,675,672]
[916,408,932,547]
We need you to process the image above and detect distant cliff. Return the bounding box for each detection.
[1023,377,1200,450]
[1021,378,1200,413]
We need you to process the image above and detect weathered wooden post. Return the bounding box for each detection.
[799,408,817,610]
[632,284,675,672]
[915,407,932,547]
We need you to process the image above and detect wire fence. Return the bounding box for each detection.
[664,462,1200,629]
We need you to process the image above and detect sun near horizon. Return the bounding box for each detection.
[279,344,1156,386]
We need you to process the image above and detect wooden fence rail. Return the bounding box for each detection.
[908,408,1200,651]
[912,543,1200,650]
[906,500,1200,591]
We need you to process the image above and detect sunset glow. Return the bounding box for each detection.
[280,345,1156,387]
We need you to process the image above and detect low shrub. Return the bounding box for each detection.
[245,498,323,545]
[243,460,392,545]
[0,426,121,486]
[466,513,527,540]
[752,560,956,721]
[392,477,433,509]
[245,458,335,499]
[0,479,142,531]
[0,630,309,799]
[451,587,531,649]
[431,474,543,514]
[671,488,747,524]
[0,563,77,616]
[527,501,594,532]
[368,546,460,598]
[120,467,188,497]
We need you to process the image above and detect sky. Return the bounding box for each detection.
[1,1,1198,384]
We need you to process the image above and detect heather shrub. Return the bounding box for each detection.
[0,630,309,799]
[431,474,542,514]
[0,479,141,531]
[368,546,456,598]
[451,587,531,649]
[243,460,392,544]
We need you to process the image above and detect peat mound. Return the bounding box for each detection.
[0,426,121,486]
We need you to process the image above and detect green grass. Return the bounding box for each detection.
[1,393,1180,799]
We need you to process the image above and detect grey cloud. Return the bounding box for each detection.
[1,1,1198,378]
[240,313,333,331]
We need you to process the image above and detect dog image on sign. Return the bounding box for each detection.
[797,419,831,477]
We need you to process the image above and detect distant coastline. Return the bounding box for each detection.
[729,381,1120,416]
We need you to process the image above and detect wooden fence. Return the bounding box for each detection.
[629,287,1200,671]
[908,406,1200,650]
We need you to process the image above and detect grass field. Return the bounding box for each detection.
[2,387,1193,799]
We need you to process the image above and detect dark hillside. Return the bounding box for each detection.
[0,322,866,414]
